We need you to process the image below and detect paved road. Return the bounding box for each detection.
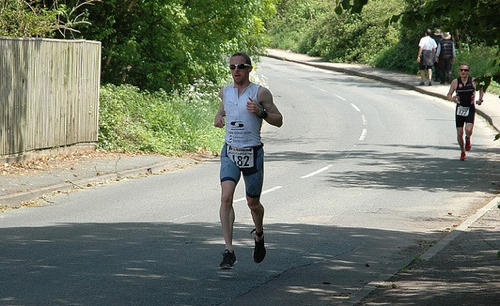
[1,55,499,305]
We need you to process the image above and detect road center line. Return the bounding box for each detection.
[234,186,283,203]
[359,129,367,141]
[301,165,332,179]
[333,93,346,101]
[350,103,361,112]
[310,84,327,92]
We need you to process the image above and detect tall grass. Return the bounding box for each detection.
[98,80,225,156]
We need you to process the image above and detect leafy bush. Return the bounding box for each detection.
[98,81,224,156]
[267,0,405,64]
[454,45,499,78]
[266,0,500,93]
[373,28,422,74]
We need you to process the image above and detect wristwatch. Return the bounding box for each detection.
[259,106,268,119]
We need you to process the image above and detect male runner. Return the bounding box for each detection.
[214,52,283,269]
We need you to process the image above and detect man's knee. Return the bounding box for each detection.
[247,198,261,210]
[221,194,233,206]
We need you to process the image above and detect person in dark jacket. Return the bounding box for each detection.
[433,29,443,82]
[436,32,456,84]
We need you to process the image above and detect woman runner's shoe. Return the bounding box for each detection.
[251,229,266,263]
[460,152,466,161]
[219,250,236,269]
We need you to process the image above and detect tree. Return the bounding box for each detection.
[2,0,275,92]
[335,0,500,91]
[66,0,275,92]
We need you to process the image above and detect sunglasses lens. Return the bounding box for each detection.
[460,69,469,72]
[229,64,249,70]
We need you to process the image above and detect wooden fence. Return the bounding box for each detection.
[0,37,101,161]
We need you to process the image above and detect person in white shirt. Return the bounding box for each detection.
[417,29,438,86]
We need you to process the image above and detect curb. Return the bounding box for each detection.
[0,158,196,208]
[265,51,498,133]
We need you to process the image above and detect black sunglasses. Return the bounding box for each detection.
[229,63,251,70]
[460,69,469,72]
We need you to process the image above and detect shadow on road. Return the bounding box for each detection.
[265,143,500,194]
[1,220,497,305]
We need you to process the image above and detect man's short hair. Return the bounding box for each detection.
[231,52,252,66]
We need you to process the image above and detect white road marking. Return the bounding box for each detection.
[359,129,367,141]
[351,103,361,112]
[362,115,368,125]
[333,93,347,101]
[301,165,333,179]
[311,84,327,92]
[234,186,283,203]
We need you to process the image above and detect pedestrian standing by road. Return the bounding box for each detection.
[214,52,283,269]
[417,29,437,86]
[447,63,484,161]
[436,32,456,84]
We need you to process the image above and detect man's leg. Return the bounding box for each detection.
[439,61,446,84]
[247,196,266,263]
[220,180,237,251]
[247,197,264,237]
[428,68,433,84]
[465,122,474,151]
[242,147,266,263]
[445,60,452,83]
[457,127,465,152]
[435,61,440,82]
[457,126,466,160]
[420,69,426,83]
[465,123,474,138]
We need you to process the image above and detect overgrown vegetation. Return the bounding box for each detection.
[266,0,499,94]
[98,81,224,156]
[0,0,101,37]
[2,0,499,157]
[1,0,273,156]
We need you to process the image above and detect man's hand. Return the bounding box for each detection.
[246,98,261,116]
[214,114,225,128]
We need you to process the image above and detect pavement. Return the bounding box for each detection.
[1,48,499,304]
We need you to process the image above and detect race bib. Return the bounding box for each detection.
[227,146,254,168]
[456,106,470,117]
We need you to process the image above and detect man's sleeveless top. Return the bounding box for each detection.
[440,39,454,60]
[222,82,262,148]
[456,77,475,106]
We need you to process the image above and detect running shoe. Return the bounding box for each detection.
[251,229,266,263]
[428,81,432,86]
[219,250,236,269]
[419,81,425,86]
[460,152,466,161]
[465,137,471,151]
